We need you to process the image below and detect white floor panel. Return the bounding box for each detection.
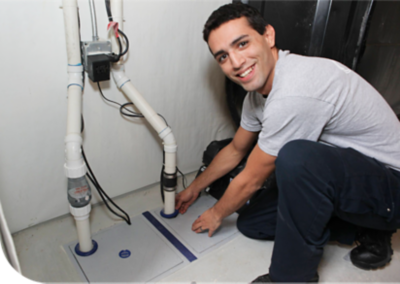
[64,194,240,283]
[159,235,275,283]
[11,172,400,283]
[151,194,239,256]
[65,216,186,283]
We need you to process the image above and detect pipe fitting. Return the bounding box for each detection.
[69,204,91,221]
[161,129,177,153]
[64,134,86,178]
[111,65,130,88]
[164,144,177,153]
[67,65,83,90]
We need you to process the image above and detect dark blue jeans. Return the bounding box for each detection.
[237,140,400,282]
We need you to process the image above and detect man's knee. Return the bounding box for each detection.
[237,215,275,240]
[276,140,315,171]
[275,140,315,184]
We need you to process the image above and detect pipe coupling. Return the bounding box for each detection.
[164,144,177,153]
[69,204,91,221]
[67,65,83,90]
[64,134,86,178]
[159,127,172,139]
[163,172,177,192]
[112,64,130,88]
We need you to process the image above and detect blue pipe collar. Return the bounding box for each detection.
[160,209,179,219]
[75,240,98,257]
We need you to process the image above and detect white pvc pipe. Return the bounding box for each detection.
[63,0,93,252]
[66,86,82,135]
[110,0,178,215]
[120,82,177,215]
[62,0,82,65]
[111,0,123,28]
[164,151,177,175]
[76,219,92,251]
[121,83,170,133]
[0,199,21,273]
[70,205,93,252]
[164,191,176,214]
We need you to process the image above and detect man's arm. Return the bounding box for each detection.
[192,144,276,237]
[175,127,258,214]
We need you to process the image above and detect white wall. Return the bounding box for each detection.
[0,0,234,233]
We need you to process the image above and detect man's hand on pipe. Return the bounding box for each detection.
[192,207,222,237]
[175,187,199,214]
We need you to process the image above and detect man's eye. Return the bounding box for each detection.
[239,41,248,48]
[219,54,227,62]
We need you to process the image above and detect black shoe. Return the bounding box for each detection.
[251,273,319,283]
[350,228,394,270]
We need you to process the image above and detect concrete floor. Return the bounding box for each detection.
[9,172,400,283]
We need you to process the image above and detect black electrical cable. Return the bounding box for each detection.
[82,147,131,225]
[80,116,131,225]
[104,0,129,61]
[176,168,188,189]
[105,0,113,21]
[120,102,144,118]
[118,29,129,56]
[97,82,168,123]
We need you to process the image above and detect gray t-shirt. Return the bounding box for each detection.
[241,50,400,171]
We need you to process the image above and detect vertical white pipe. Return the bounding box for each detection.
[111,0,123,28]
[164,191,176,214]
[75,219,92,251]
[0,199,21,273]
[66,86,82,135]
[164,151,177,174]
[63,0,93,252]
[62,0,82,65]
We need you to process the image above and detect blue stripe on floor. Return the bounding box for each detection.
[142,211,197,262]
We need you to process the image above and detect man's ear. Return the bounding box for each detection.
[264,24,276,48]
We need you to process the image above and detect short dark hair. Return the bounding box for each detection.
[203,2,268,43]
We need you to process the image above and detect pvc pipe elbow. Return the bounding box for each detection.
[159,128,176,148]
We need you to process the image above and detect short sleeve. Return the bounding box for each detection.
[258,96,334,156]
[240,93,264,132]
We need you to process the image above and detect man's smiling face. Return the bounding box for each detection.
[207,16,278,95]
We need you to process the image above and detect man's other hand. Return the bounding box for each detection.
[175,187,199,214]
[192,207,222,237]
